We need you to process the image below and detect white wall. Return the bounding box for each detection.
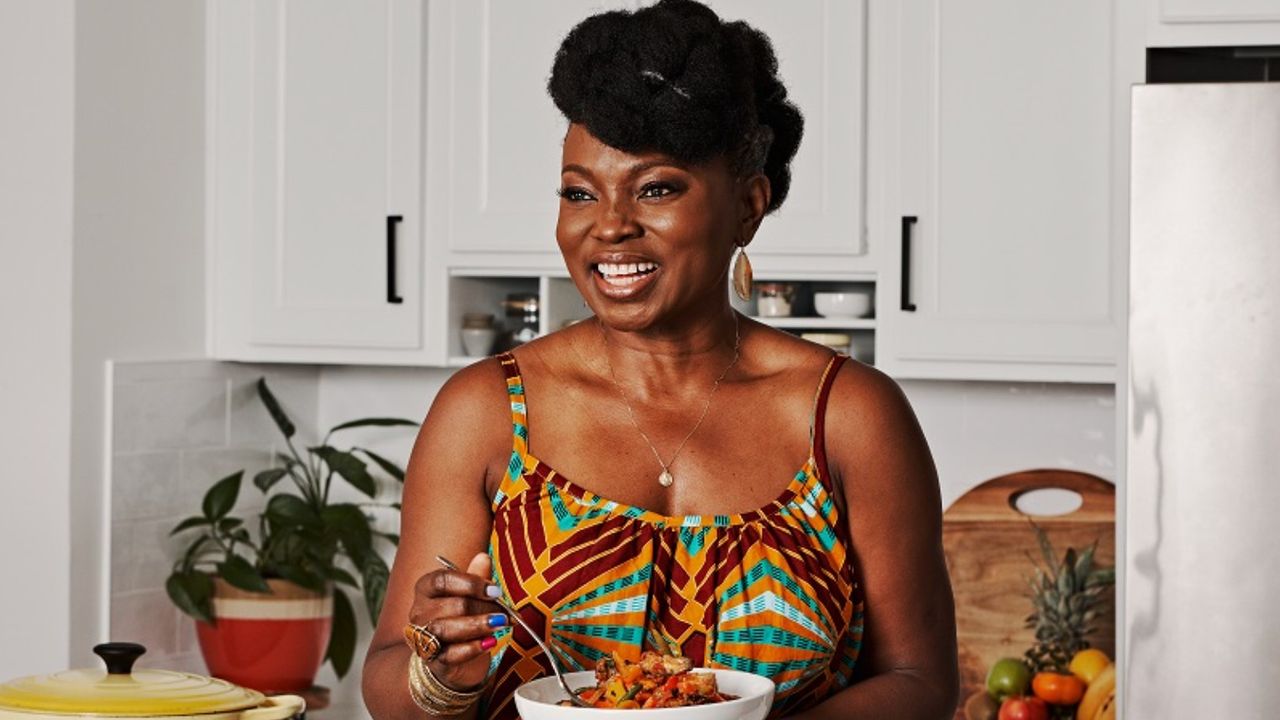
[70,0,208,665]
[900,379,1116,507]
[0,0,75,678]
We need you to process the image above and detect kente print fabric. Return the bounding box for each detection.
[479,352,864,719]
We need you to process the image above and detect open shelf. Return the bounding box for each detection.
[754,316,875,330]
[442,273,877,365]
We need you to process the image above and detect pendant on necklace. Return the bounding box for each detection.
[658,470,674,488]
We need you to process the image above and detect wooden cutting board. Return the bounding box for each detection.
[943,470,1115,716]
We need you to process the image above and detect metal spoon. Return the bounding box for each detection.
[435,555,591,707]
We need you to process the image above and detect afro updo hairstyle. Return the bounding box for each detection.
[547,0,803,214]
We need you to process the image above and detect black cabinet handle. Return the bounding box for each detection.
[386,215,404,304]
[901,216,918,312]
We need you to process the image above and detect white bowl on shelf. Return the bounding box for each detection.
[813,292,872,319]
[514,669,775,720]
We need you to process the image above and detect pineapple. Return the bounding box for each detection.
[1022,523,1115,674]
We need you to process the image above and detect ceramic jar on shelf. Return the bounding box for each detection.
[460,313,498,357]
[756,282,797,318]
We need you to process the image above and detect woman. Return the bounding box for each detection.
[364,1,957,718]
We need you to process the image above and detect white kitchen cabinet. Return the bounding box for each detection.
[427,0,871,277]
[707,0,868,268]
[1145,0,1280,47]
[870,0,1132,382]
[209,0,438,364]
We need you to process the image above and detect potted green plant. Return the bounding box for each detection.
[165,378,415,692]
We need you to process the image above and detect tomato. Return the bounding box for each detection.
[1031,672,1085,705]
[998,696,1049,720]
[1068,648,1111,685]
[986,658,1033,702]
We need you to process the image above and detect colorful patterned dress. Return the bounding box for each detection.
[481,352,864,719]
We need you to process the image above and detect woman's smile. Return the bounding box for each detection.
[591,256,662,299]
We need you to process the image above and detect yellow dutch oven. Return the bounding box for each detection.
[0,644,305,720]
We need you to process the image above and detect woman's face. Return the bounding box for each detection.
[556,123,765,333]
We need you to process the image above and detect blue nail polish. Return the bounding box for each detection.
[485,585,502,599]
[487,613,507,628]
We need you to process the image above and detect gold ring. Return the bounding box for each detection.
[404,623,443,662]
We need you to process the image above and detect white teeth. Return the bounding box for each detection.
[597,261,657,277]
[603,274,641,287]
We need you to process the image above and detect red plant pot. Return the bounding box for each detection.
[196,578,332,694]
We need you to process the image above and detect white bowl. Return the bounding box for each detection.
[514,669,775,720]
[813,292,872,319]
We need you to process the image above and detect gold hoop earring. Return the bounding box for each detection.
[732,245,753,301]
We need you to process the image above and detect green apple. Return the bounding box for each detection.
[985,657,1032,702]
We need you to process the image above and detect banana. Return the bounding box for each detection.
[1075,663,1116,720]
[1095,690,1117,720]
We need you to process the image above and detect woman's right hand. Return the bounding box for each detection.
[409,552,505,691]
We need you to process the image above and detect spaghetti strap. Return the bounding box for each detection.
[492,352,531,509]
[809,354,849,485]
[496,352,528,435]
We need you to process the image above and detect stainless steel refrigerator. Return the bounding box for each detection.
[1128,83,1280,718]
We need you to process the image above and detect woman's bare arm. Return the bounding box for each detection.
[787,362,958,720]
[363,359,511,719]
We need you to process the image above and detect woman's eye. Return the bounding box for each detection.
[639,182,679,199]
[556,186,594,203]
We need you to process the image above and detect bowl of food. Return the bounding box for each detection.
[813,291,873,319]
[514,652,774,720]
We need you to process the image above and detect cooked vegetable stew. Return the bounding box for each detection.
[558,652,737,709]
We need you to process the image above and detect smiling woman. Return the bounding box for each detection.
[555,129,755,328]
[362,2,957,719]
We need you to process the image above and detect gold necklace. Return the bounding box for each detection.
[597,315,741,488]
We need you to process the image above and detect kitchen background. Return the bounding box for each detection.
[3,0,1277,718]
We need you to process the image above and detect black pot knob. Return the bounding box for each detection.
[93,643,146,675]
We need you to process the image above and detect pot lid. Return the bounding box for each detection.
[0,643,264,716]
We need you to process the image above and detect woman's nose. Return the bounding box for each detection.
[592,197,642,244]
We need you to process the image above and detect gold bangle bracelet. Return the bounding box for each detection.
[408,654,482,716]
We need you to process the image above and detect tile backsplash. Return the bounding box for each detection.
[108,359,320,673]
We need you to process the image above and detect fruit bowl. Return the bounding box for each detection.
[514,670,775,720]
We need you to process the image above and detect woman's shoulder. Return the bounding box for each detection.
[744,318,875,388]
[827,356,912,430]
[431,321,589,416]
[744,317,903,413]
[817,343,934,497]
[422,355,513,440]
[434,354,509,403]
[746,318,921,457]
[503,320,599,386]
